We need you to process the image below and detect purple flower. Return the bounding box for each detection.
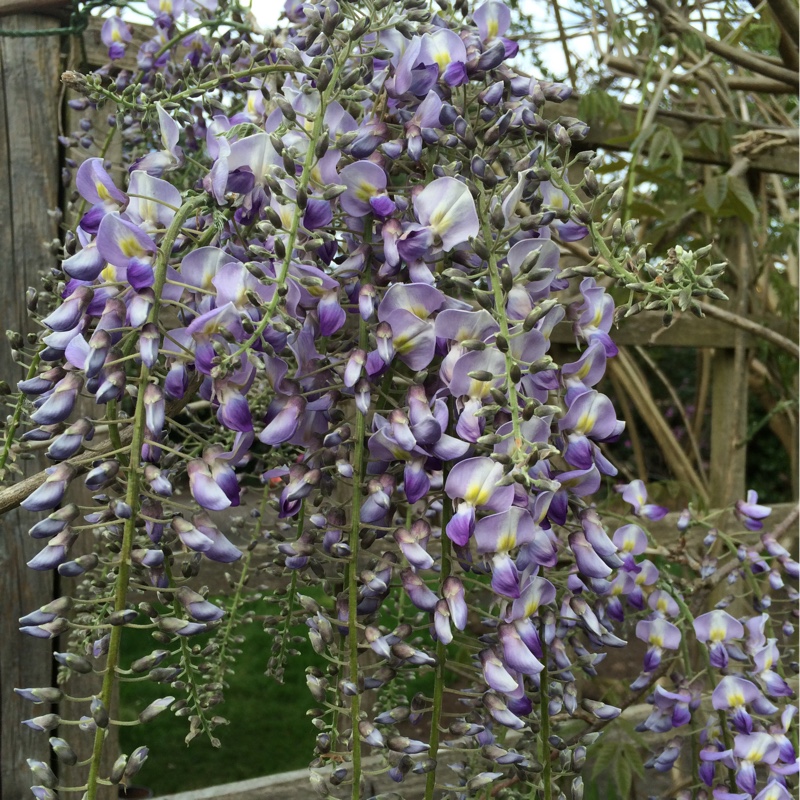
[480,648,519,693]
[617,480,668,521]
[21,464,75,512]
[735,490,772,531]
[172,515,242,563]
[570,277,618,357]
[394,523,434,571]
[712,676,777,734]
[411,177,479,252]
[694,610,744,669]
[733,732,781,794]
[635,618,681,671]
[443,576,468,631]
[401,569,438,612]
[444,457,514,545]
[339,161,396,218]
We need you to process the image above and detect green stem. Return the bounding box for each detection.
[538,638,551,800]
[274,504,304,678]
[348,352,367,800]
[84,194,206,800]
[679,634,700,799]
[211,484,272,687]
[479,197,524,456]
[671,588,737,792]
[0,349,41,481]
[227,43,352,362]
[545,166,639,288]
[424,496,452,800]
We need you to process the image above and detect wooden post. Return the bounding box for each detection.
[0,3,64,796]
[709,229,751,506]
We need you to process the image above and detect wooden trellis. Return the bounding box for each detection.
[0,2,797,797]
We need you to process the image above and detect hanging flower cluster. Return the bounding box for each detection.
[0,0,795,799]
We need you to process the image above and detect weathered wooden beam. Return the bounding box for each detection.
[550,312,740,349]
[0,11,62,797]
[549,309,798,350]
[544,98,798,177]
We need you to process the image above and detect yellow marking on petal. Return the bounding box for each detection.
[745,741,768,762]
[429,208,447,231]
[101,265,116,283]
[575,411,595,434]
[726,689,745,708]
[649,632,664,646]
[497,530,515,552]
[119,235,146,259]
[278,205,294,228]
[468,378,491,399]
[96,181,111,202]
[525,598,540,616]
[355,181,375,202]
[432,49,452,69]
[464,482,491,507]
[393,333,413,354]
[709,622,727,642]
[488,20,499,38]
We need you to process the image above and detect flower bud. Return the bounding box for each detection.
[123,746,149,780]
[54,652,92,674]
[27,759,57,788]
[110,754,128,784]
[91,696,109,728]
[49,737,78,766]
[138,696,174,723]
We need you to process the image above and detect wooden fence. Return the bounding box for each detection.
[0,2,797,797]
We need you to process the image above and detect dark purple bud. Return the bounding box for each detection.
[176,586,224,622]
[91,696,109,728]
[95,366,125,404]
[84,459,120,490]
[30,373,82,426]
[28,503,79,539]
[124,746,149,780]
[22,714,61,732]
[138,696,174,723]
[41,286,93,331]
[139,323,160,368]
[21,464,76,512]
[49,737,77,766]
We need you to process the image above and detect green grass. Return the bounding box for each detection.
[118,601,324,795]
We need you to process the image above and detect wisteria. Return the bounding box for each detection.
[0,0,796,799]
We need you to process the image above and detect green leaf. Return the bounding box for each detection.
[632,123,656,153]
[648,127,670,165]
[696,123,720,154]
[681,29,706,57]
[578,89,621,126]
[727,176,757,222]
[645,125,683,176]
[616,718,650,749]
[614,753,633,799]
[704,174,729,212]
[589,738,618,780]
